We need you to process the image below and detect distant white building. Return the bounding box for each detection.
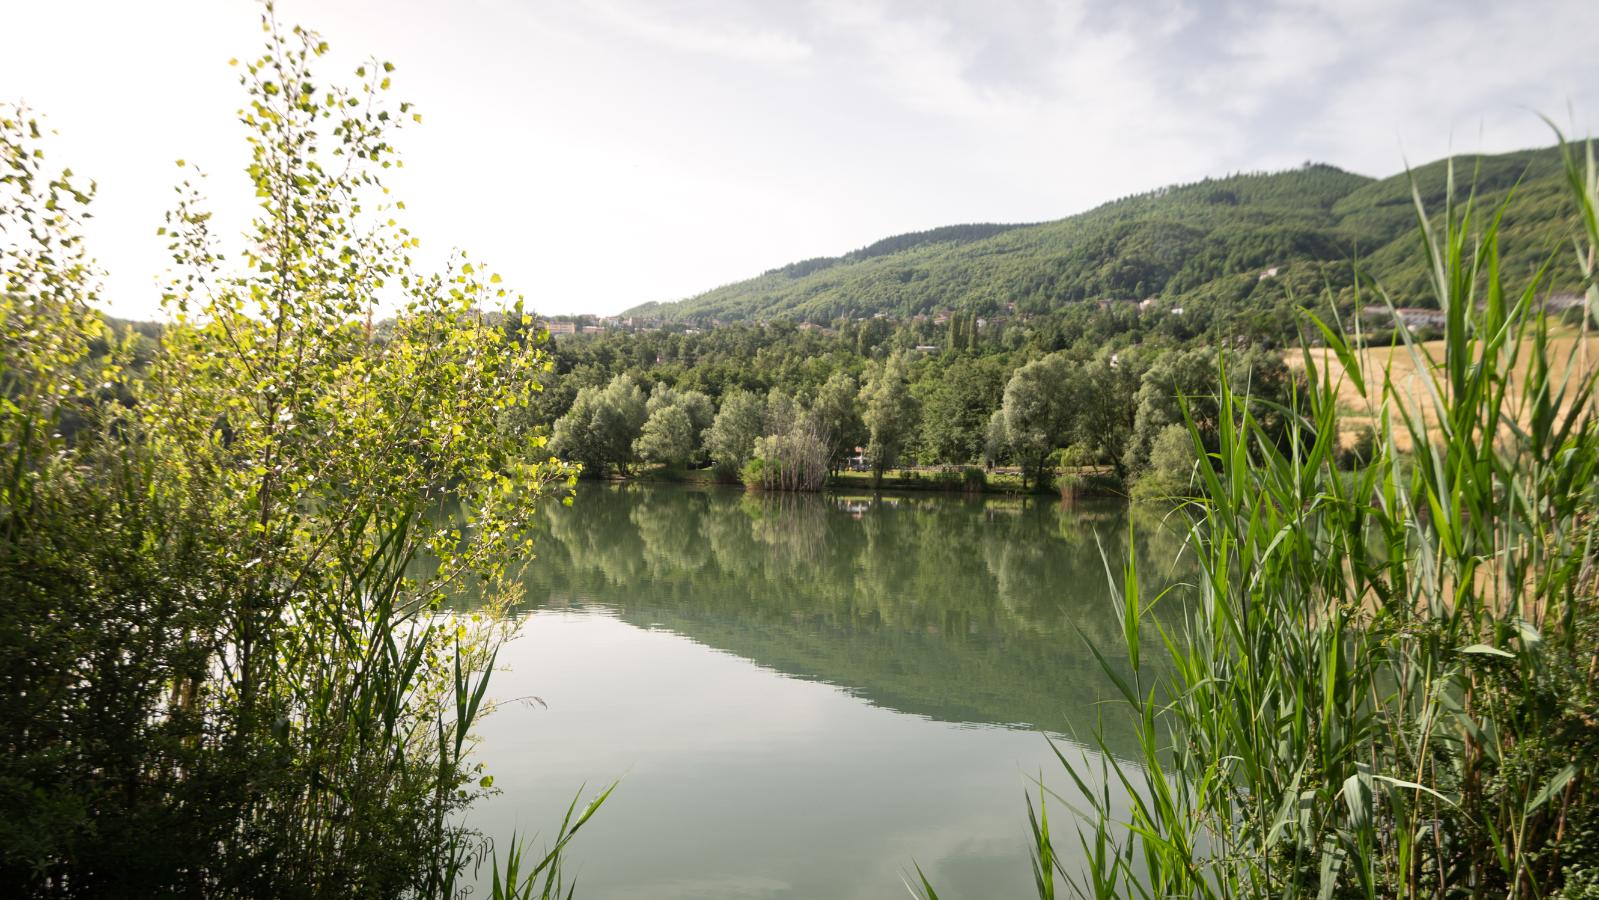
[1365,307,1447,330]
[1545,292,1588,312]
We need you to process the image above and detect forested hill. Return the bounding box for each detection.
[624,145,1580,323]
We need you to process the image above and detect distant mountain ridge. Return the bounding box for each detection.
[624,146,1580,324]
[759,223,1028,282]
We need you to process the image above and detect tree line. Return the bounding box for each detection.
[541,320,1299,496]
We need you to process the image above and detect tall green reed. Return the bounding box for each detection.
[907,133,1599,900]
[1041,134,1599,899]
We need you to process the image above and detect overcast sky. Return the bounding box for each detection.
[4,0,1597,320]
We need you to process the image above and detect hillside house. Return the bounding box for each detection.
[1365,307,1447,330]
[1545,292,1588,312]
[1396,308,1447,329]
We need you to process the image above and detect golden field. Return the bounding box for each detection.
[1291,326,1599,452]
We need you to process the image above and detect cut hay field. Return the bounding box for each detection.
[1291,324,1599,452]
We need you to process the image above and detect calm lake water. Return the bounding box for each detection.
[468,484,1188,899]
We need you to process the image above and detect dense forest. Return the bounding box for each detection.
[624,147,1583,325]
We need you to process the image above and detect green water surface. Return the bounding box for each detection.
[470,484,1187,899]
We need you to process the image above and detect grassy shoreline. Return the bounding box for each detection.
[603,464,1127,497]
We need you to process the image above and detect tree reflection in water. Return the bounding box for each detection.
[494,484,1193,757]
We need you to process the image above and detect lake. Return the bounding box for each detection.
[467,483,1189,899]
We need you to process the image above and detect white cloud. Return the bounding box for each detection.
[1,0,1594,319]
[585,0,814,64]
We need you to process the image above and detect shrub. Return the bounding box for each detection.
[745,419,830,492]
[1129,422,1196,502]
[961,466,987,492]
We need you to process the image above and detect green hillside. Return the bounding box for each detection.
[625,146,1584,323]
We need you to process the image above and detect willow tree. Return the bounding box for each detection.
[634,403,696,467]
[862,352,919,482]
[1001,352,1078,489]
[705,389,765,479]
[811,371,865,474]
[551,373,648,476]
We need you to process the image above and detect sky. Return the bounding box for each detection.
[3,0,1597,320]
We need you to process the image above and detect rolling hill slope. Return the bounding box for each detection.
[624,145,1584,324]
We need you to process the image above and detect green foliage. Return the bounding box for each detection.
[811,370,865,472]
[704,388,765,479]
[1123,344,1295,475]
[632,382,711,468]
[1337,423,1378,470]
[625,152,1583,326]
[1122,346,1215,473]
[551,373,647,477]
[862,352,920,480]
[742,386,833,491]
[1,8,588,895]
[746,418,830,492]
[1128,423,1195,501]
[646,382,715,435]
[961,465,987,491]
[488,785,615,900]
[985,407,1012,467]
[634,403,695,467]
[917,355,1006,465]
[1039,138,1599,899]
[1074,350,1146,478]
[1002,353,1079,488]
